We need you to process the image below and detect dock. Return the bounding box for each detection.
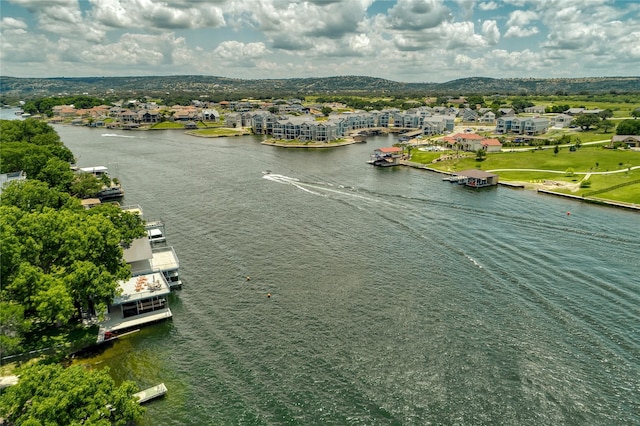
[134,383,167,404]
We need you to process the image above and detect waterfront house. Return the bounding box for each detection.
[77,166,124,200]
[123,233,181,288]
[97,272,172,342]
[368,147,403,167]
[451,133,484,151]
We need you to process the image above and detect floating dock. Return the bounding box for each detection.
[134,383,167,404]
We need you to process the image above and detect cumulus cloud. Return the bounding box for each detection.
[385,0,452,31]
[478,1,498,11]
[242,0,372,41]
[504,9,539,38]
[212,40,268,60]
[505,26,539,38]
[1,17,28,30]
[506,10,538,27]
[89,0,225,29]
[1,0,638,81]
[482,20,500,45]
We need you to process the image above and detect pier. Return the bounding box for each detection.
[134,383,168,404]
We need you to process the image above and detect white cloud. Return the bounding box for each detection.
[478,2,498,11]
[1,17,28,30]
[506,10,538,27]
[505,26,539,38]
[385,0,452,31]
[482,20,500,45]
[1,0,638,81]
[504,9,539,38]
[212,41,268,60]
[89,0,225,29]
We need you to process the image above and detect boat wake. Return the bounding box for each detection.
[262,173,324,196]
[465,255,483,269]
[263,173,383,203]
[101,133,138,138]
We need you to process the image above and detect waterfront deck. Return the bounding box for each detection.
[97,272,173,342]
[97,308,172,343]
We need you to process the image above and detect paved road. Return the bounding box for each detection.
[501,139,610,152]
[488,165,640,175]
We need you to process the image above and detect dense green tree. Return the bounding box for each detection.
[598,109,613,120]
[598,119,615,133]
[630,109,640,119]
[85,203,146,245]
[573,113,601,131]
[69,172,104,198]
[466,95,485,108]
[35,157,76,190]
[0,205,137,327]
[0,364,144,426]
[0,120,74,177]
[0,301,30,356]
[616,119,640,135]
[511,98,534,113]
[0,180,81,212]
[546,104,570,113]
[321,106,333,116]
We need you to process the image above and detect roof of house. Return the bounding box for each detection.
[454,169,498,178]
[482,138,502,146]
[612,135,640,142]
[452,133,483,140]
[376,147,403,153]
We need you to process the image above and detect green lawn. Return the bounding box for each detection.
[150,122,185,129]
[412,145,640,204]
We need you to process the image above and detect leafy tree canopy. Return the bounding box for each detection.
[573,113,601,131]
[0,179,81,212]
[0,363,144,426]
[0,120,74,179]
[0,202,144,354]
[616,119,640,135]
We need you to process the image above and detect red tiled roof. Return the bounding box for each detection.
[452,133,483,140]
[482,138,502,146]
[377,147,403,153]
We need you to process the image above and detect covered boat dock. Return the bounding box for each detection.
[453,169,499,188]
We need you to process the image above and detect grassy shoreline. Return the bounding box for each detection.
[408,144,640,207]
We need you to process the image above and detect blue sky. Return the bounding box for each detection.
[1,0,638,83]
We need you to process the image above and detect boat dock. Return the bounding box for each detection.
[133,383,167,404]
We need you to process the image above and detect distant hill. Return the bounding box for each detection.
[1,75,638,98]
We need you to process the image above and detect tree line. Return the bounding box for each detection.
[0,120,146,425]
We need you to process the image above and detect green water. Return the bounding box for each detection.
[57,126,639,425]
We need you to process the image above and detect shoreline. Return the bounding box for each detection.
[400,160,640,211]
[261,137,359,148]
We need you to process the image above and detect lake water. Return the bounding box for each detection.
[45,123,640,424]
